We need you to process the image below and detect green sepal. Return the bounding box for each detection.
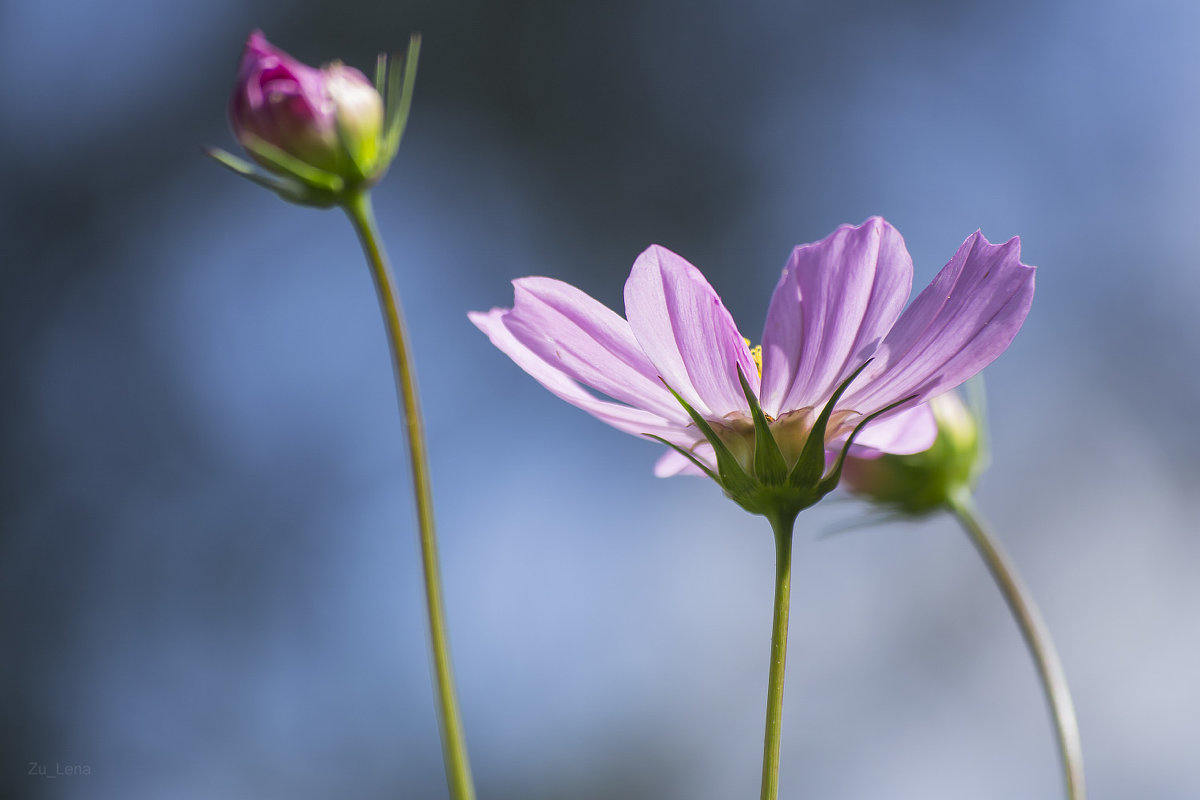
[204,147,338,208]
[658,380,757,500]
[788,359,874,488]
[384,34,421,162]
[737,365,786,485]
[240,133,346,194]
[374,53,388,98]
[818,393,919,496]
[645,435,720,483]
[334,113,376,186]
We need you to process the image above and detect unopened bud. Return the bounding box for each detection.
[220,31,400,202]
[842,391,984,516]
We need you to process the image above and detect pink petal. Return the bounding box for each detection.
[844,232,1035,413]
[845,402,937,456]
[468,309,687,440]
[501,277,686,422]
[653,443,717,478]
[759,217,913,418]
[757,267,804,418]
[623,245,757,418]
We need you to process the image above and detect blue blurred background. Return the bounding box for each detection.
[3,0,1199,797]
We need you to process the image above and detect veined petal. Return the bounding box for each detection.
[469,308,687,440]
[760,217,912,418]
[624,245,758,418]
[757,267,803,419]
[843,231,1035,413]
[845,401,937,456]
[502,277,685,422]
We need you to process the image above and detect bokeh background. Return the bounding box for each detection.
[4,0,1199,797]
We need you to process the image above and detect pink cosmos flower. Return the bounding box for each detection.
[471,217,1033,513]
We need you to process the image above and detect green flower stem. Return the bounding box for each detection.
[760,511,797,800]
[343,190,477,800]
[948,492,1085,800]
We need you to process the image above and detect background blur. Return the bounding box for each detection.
[3,0,1199,797]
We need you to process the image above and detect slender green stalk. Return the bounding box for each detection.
[948,492,1085,800]
[343,190,477,800]
[760,512,797,800]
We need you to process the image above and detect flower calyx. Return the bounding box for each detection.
[649,360,917,523]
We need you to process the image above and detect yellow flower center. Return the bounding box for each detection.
[743,338,763,379]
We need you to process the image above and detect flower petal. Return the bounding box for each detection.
[759,217,913,418]
[844,231,1035,412]
[501,277,685,422]
[845,401,938,456]
[654,443,717,478]
[469,308,687,440]
[624,245,757,418]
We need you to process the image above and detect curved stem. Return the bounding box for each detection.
[760,512,797,800]
[948,492,1085,800]
[343,191,477,800]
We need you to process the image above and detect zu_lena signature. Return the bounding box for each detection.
[28,761,91,777]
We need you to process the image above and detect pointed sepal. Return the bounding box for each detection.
[818,394,918,496]
[374,53,389,98]
[789,359,873,488]
[205,147,339,207]
[658,379,758,500]
[645,435,720,483]
[737,365,787,485]
[383,34,421,163]
[240,132,346,193]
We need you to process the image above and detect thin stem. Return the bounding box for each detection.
[760,512,797,800]
[343,190,477,800]
[948,492,1085,800]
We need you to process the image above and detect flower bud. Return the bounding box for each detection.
[324,62,385,175]
[841,391,984,516]
[227,31,386,191]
